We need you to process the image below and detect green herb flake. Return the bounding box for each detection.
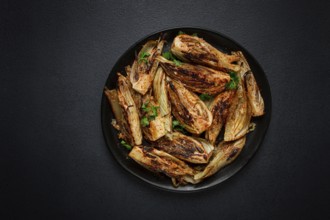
[141,100,150,112]
[172,119,186,133]
[120,140,132,150]
[199,93,213,101]
[178,31,185,35]
[162,51,174,60]
[192,33,198,37]
[150,106,159,117]
[141,116,149,127]
[226,71,239,90]
[173,59,182,66]
[138,52,150,64]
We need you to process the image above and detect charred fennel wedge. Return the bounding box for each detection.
[157,56,230,95]
[153,67,172,132]
[194,137,246,182]
[129,39,164,95]
[224,77,252,142]
[234,51,265,116]
[104,87,123,131]
[171,34,240,72]
[205,90,235,145]
[166,78,213,134]
[117,73,142,146]
[140,99,167,141]
[157,132,214,164]
[129,146,197,186]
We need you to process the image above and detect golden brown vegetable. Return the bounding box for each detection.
[129,146,197,186]
[166,78,213,134]
[205,90,235,144]
[157,56,230,95]
[153,67,172,132]
[194,137,246,181]
[117,73,142,146]
[233,51,265,117]
[245,71,264,116]
[224,79,251,142]
[104,87,123,128]
[157,132,214,164]
[129,39,165,95]
[140,100,167,141]
[171,34,240,72]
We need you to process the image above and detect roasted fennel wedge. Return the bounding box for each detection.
[156,132,214,164]
[129,39,164,95]
[205,90,235,144]
[153,67,172,132]
[140,99,167,141]
[166,78,213,134]
[129,146,197,186]
[194,137,246,182]
[224,78,252,142]
[157,56,230,95]
[117,73,142,146]
[234,51,265,116]
[171,34,240,72]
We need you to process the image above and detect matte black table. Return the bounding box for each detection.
[1,1,329,219]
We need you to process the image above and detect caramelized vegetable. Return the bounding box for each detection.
[153,67,172,132]
[224,78,251,142]
[157,56,230,95]
[129,146,197,186]
[167,78,213,134]
[157,132,214,164]
[117,73,142,145]
[171,34,240,72]
[194,137,246,181]
[205,90,235,144]
[129,39,164,95]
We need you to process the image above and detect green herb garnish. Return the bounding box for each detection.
[162,51,182,66]
[138,52,150,64]
[178,31,185,35]
[199,93,213,101]
[192,33,198,37]
[173,59,182,66]
[226,71,239,90]
[141,116,150,127]
[120,140,132,150]
[141,100,150,112]
[140,101,159,124]
[172,119,186,133]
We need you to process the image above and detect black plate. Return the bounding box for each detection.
[101,27,271,192]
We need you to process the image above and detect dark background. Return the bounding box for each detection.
[1,0,330,219]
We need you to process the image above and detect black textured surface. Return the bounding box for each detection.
[1,1,330,219]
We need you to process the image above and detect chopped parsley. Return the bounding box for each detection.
[199,93,213,101]
[141,116,150,127]
[120,140,132,150]
[140,101,159,126]
[226,71,239,90]
[178,31,185,35]
[162,51,182,66]
[138,52,150,64]
[172,119,186,133]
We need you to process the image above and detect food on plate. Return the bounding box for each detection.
[166,78,213,134]
[129,39,164,95]
[156,132,214,164]
[205,90,235,144]
[171,34,241,72]
[104,31,265,187]
[157,56,230,95]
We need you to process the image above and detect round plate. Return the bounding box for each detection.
[101,27,271,192]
